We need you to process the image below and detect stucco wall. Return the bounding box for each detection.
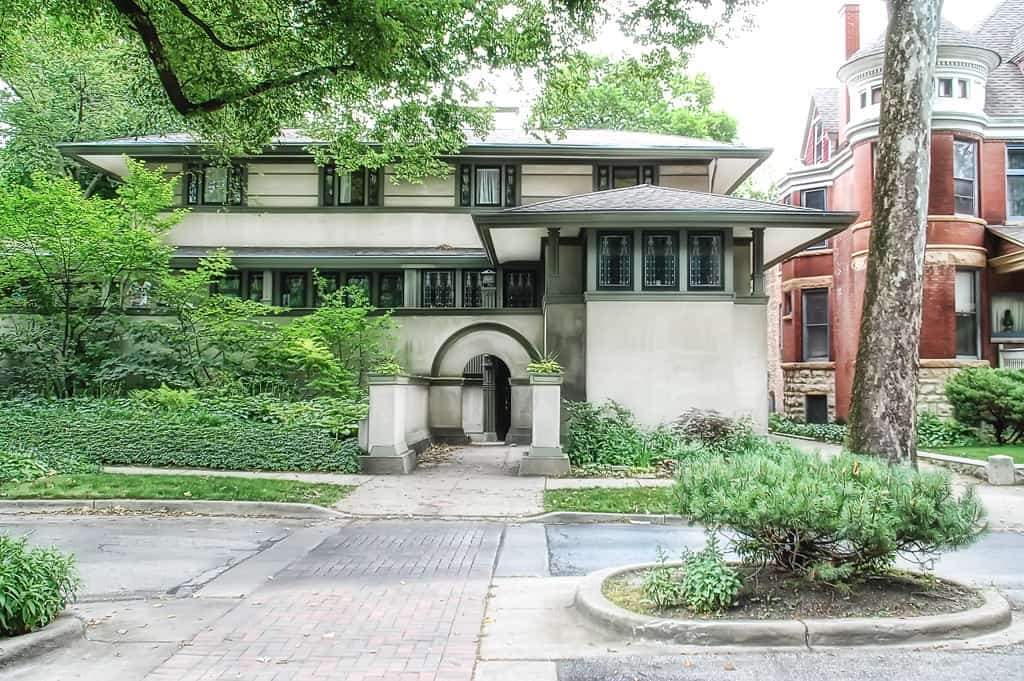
[585,300,768,430]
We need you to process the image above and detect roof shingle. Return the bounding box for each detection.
[501,184,822,214]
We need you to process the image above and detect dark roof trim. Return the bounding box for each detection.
[474,209,858,227]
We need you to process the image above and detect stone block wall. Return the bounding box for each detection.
[781,364,836,421]
[917,360,990,417]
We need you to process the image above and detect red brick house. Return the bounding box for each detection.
[772,1,1024,424]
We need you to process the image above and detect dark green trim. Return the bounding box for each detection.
[584,291,735,302]
[429,321,542,377]
[475,209,859,227]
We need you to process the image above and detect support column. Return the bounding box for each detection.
[752,227,765,296]
[481,355,498,441]
[261,270,273,304]
[548,227,560,278]
[519,373,570,476]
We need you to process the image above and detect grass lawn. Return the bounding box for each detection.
[543,487,676,514]
[0,472,353,506]
[929,445,1024,464]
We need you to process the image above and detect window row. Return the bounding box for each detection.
[185,162,663,208]
[858,78,969,109]
[596,231,724,291]
[212,269,538,309]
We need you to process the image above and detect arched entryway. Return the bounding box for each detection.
[429,322,540,444]
[462,354,512,442]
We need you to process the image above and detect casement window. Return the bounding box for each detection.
[213,272,241,297]
[595,165,655,191]
[321,165,381,206]
[800,189,829,250]
[938,78,954,98]
[958,79,970,98]
[280,272,308,308]
[458,164,517,207]
[1007,147,1024,221]
[802,288,830,361]
[642,232,679,290]
[688,232,724,290]
[185,163,245,206]
[597,233,633,289]
[871,85,882,105]
[805,395,829,424]
[955,269,979,358]
[503,270,537,307]
[812,120,826,164]
[953,139,978,216]
[246,272,264,302]
[377,272,405,308]
[422,270,456,308]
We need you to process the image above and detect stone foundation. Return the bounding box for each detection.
[917,359,990,417]
[781,363,836,421]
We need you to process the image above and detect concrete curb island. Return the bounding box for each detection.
[0,614,84,668]
[0,499,344,519]
[575,562,1013,647]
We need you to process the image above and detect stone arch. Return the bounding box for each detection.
[430,322,541,379]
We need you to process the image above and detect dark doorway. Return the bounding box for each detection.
[463,354,512,441]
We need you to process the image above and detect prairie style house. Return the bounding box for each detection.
[62,118,853,448]
[773,1,1024,424]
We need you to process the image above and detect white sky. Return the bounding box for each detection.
[685,0,1003,185]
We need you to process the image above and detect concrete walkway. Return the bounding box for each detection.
[105,445,672,519]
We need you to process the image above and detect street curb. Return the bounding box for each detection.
[0,499,345,519]
[521,511,693,525]
[0,614,84,668]
[574,562,1013,648]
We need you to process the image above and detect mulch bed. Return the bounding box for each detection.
[604,565,983,620]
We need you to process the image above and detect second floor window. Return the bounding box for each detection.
[596,165,655,191]
[812,121,826,164]
[458,164,517,207]
[953,139,977,216]
[938,78,954,98]
[802,288,830,361]
[321,165,381,206]
[186,163,244,206]
[801,188,829,250]
[1008,148,1024,221]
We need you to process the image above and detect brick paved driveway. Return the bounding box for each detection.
[147,521,501,681]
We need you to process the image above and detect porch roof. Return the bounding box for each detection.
[472,184,858,265]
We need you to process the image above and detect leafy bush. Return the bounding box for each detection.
[0,399,362,473]
[565,400,649,467]
[916,411,978,449]
[673,409,737,447]
[768,413,847,444]
[945,367,1024,444]
[641,547,684,609]
[0,448,96,484]
[674,443,985,581]
[680,534,742,614]
[0,534,80,636]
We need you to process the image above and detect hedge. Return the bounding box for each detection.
[0,400,361,473]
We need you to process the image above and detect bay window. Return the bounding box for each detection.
[802,288,830,361]
[597,233,633,289]
[642,232,678,290]
[687,232,723,290]
[955,269,979,358]
[953,139,977,216]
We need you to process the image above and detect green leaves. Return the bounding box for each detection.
[945,367,1024,444]
[0,534,80,636]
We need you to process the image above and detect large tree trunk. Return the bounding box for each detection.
[846,0,943,466]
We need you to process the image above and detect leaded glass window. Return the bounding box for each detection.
[503,270,536,307]
[422,271,455,308]
[281,272,308,307]
[643,232,678,290]
[186,163,244,206]
[598,233,632,289]
[321,165,379,206]
[463,271,483,308]
[214,272,241,297]
[247,272,264,302]
[314,271,341,306]
[688,233,723,290]
[377,272,404,308]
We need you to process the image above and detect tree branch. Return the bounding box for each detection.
[107,0,354,116]
[164,0,269,52]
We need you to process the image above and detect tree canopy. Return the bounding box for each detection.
[528,54,738,142]
[0,0,757,180]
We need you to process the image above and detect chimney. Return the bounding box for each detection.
[840,3,861,60]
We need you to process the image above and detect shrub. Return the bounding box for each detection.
[0,534,80,636]
[0,448,96,484]
[945,367,1024,444]
[916,411,978,449]
[641,547,684,609]
[565,400,649,467]
[680,534,742,614]
[0,399,362,473]
[673,409,736,447]
[767,413,847,444]
[674,443,985,581]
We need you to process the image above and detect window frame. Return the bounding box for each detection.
[800,188,830,250]
[641,230,680,291]
[473,165,503,207]
[686,231,725,292]
[246,271,265,302]
[805,395,829,424]
[420,270,457,308]
[801,288,830,362]
[937,77,954,98]
[596,231,634,291]
[958,79,970,99]
[457,162,518,208]
[953,138,978,217]
[594,164,657,191]
[185,162,246,206]
[319,165,382,207]
[870,85,882,105]
[502,269,538,308]
[280,271,310,308]
[859,91,867,109]
[376,271,405,309]
[812,120,826,164]
[955,268,981,359]
[1006,146,1024,222]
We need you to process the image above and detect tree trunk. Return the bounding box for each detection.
[846,0,943,466]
